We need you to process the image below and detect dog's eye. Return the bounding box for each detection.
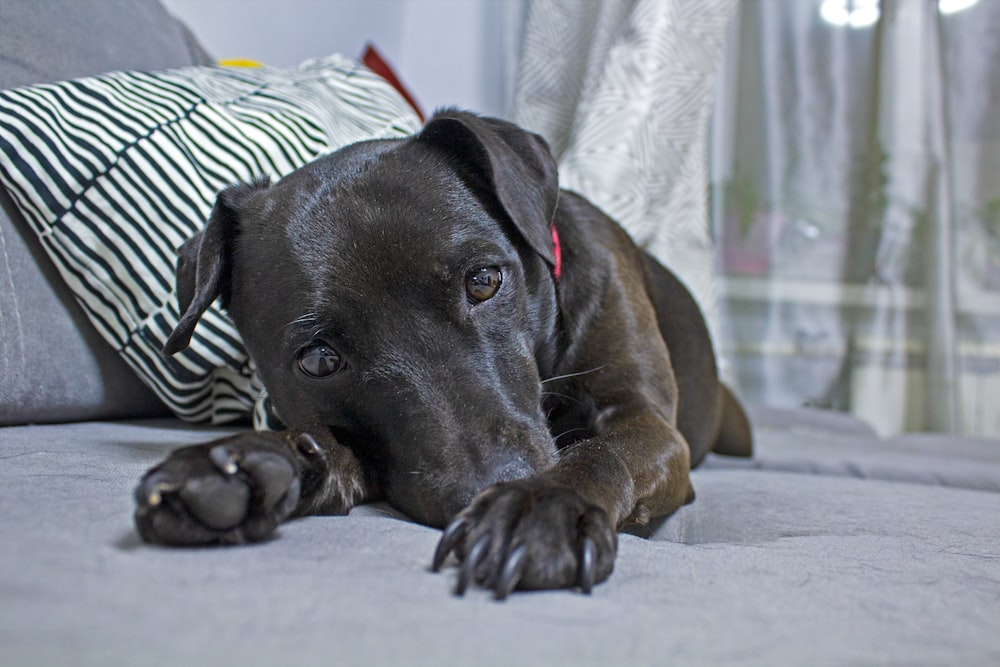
[297,342,343,378]
[466,267,503,302]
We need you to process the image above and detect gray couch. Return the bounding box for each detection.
[2,2,999,665]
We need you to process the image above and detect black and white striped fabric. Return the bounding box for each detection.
[0,55,421,425]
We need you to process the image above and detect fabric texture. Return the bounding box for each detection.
[0,57,421,425]
[715,405,1000,492]
[510,0,738,348]
[712,0,1000,437]
[1,409,998,665]
[0,0,213,426]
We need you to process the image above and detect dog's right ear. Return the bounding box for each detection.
[162,178,270,356]
[418,110,559,270]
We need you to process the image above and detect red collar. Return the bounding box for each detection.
[551,225,563,281]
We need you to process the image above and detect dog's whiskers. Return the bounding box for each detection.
[283,312,319,332]
[553,426,592,442]
[541,390,583,405]
[541,366,606,385]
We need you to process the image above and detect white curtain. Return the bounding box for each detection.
[512,0,1000,437]
[510,0,738,344]
[712,0,1000,437]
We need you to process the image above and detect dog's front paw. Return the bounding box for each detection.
[431,479,617,599]
[134,432,300,546]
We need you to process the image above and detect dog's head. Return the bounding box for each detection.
[163,110,563,526]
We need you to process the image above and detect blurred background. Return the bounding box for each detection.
[163,0,1000,438]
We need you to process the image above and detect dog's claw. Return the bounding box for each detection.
[294,432,322,458]
[432,516,466,572]
[209,445,240,475]
[495,543,528,600]
[145,480,177,507]
[455,532,491,597]
[435,481,617,597]
[578,536,596,595]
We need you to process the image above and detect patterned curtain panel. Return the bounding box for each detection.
[510,0,738,345]
[712,0,1000,436]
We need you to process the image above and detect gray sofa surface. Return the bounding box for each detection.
[2,411,999,666]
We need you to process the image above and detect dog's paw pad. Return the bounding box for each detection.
[134,434,300,546]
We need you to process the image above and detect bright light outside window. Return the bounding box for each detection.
[820,0,981,27]
[938,0,980,15]
[820,0,880,28]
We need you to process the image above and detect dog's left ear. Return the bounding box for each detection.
[418,109,559,267]
[162,178,271,356]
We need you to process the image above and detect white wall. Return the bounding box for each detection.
[161,0,525,118]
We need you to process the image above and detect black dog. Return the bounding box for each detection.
[134,109,751,598]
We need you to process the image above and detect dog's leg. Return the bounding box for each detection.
[432,234,697,596]
[134,426,376,546]
[432,402,690,598]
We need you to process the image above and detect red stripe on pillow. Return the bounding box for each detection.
[362,43,425,122]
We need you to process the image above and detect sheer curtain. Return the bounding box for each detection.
[712,0,1000,436]
[510,0,738,343]
[511,0,999,437]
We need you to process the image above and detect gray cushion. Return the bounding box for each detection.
[0,0,211,425]
[1,412,998,664]
[707,405,1000,492]
[0,0,213,90]
[0,190,166,424]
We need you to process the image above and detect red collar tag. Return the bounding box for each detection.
[551,225,563,281]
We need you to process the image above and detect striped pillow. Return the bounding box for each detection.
[0,55,421,426]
